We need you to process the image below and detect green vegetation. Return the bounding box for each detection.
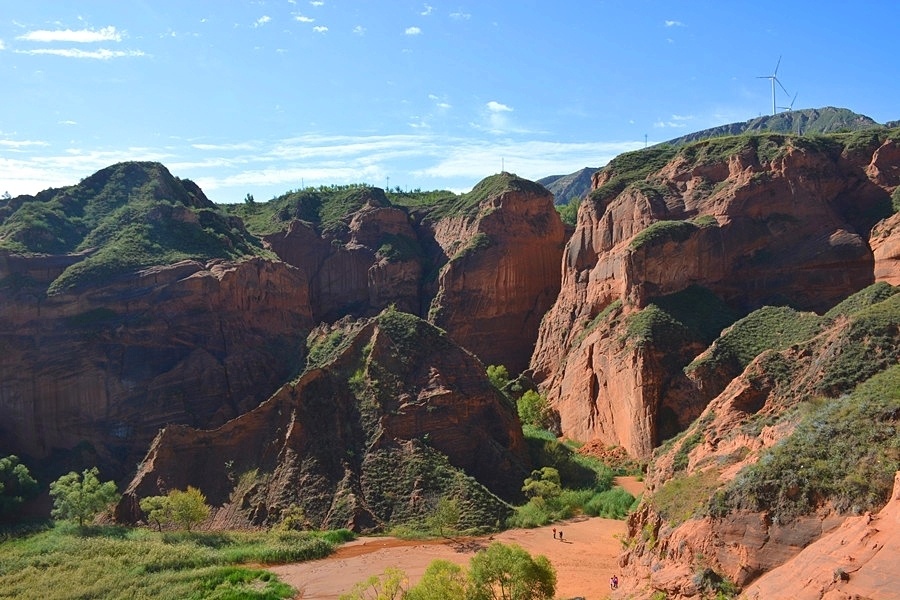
[687,306,821,375]
[589,144,679,203]
[427,172,548,221]
[508,427,634,527]
[49,467,120,526]
[716,364,900,522]
[555,196,580,227]
[650,469,721,525]
[629,220,697,250]
[516,390,554,430]
[0,162,269,293]
[0,455,38,519]
[343,543,555,600]
[140,487,211,532]
[0,524,350,600]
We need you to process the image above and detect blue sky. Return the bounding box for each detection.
[2,1,898,203]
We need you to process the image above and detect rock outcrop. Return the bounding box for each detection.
[531,133,900,458]
[0,257,314,476]
[741,471,900,600]
[118,309,529,532]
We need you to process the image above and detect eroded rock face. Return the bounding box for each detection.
[0,257,314,475]
[428,177,566,374]
[264,176,565,375]
[742,471,900,600]
[531,138,898,458]
[118,312,529,532]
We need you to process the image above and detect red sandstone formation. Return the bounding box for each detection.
[0,257,314,473]
[531,136,900,458]
[118,311,528,531]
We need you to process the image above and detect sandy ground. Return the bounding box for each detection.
[270,477,644,600]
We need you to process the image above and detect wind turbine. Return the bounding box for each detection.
[778,92,798,113]
[758,56,789,116]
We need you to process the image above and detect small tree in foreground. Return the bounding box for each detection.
[140,487,210,531]
[468,542,556,600]
[168,486,210,531]
[405,560,468,600]
[49,467,119,526]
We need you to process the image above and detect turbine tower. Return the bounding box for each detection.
[758,56,789,116]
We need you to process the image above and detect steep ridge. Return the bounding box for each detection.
[531,130,900,458]
[118,308,528,532]
[615,287,899,598]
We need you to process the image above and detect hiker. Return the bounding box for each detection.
[552,527,557,539]
[558,530,563,541]
[610,575,618,589]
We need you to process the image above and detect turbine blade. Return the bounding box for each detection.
[774,55,782,76]
[776,77,789,96]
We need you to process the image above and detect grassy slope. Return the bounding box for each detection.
[0,525,353,600]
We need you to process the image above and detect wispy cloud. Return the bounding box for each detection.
[14,48,145,60]
[421,4,434,16]
[405,26,422,35]
[0,139,50,149]
[254,16,272,28]
[353,25,366,35]
[664,20,684,27]
[313,26,328,34]
[0,39,5,51]
[310,1,324,6]
[486,101,512,113]
[17,26,123,43]
[450,11,471,20]
[294,14,314,23]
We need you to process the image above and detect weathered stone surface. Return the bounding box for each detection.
[0,257,314,475]
[531,138,897,458]
[742,472,900,600]
[428,176,565,374]
[118,312,528,531]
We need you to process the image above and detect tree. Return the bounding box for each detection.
[139,495,171,531]
[425,497,460,538]
[167,487,210,531]
[516,390,553,429]
[468,543,556,600]
[486,365,510,390]
[339,567,407,600]
[0,455,39,518]
[49,467,119,526]
[405,560,468,600]
[521,467,561,502]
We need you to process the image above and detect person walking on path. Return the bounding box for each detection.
[552,527,557,539]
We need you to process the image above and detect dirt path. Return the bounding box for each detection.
[271,477,644,600]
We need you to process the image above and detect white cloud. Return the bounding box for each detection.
[310,1,324,5]
[352,25,366,35]
[486,101,513,113]
[191,142,257,151]
[15,48,145,60]
[0,39,5,51]
[294,14,314,23]
[17,26,122,43]
[0,139,50,149]
[450,11,471,20]
[313,26,328,33]
[421,4,434,16]
[664,20,684,27]
[58,120,78,126]
[254,16,272,27]
[405,26,422,35]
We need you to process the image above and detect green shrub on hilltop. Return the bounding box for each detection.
[715,364,900,521]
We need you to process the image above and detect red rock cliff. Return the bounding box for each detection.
[530,135,900,458]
